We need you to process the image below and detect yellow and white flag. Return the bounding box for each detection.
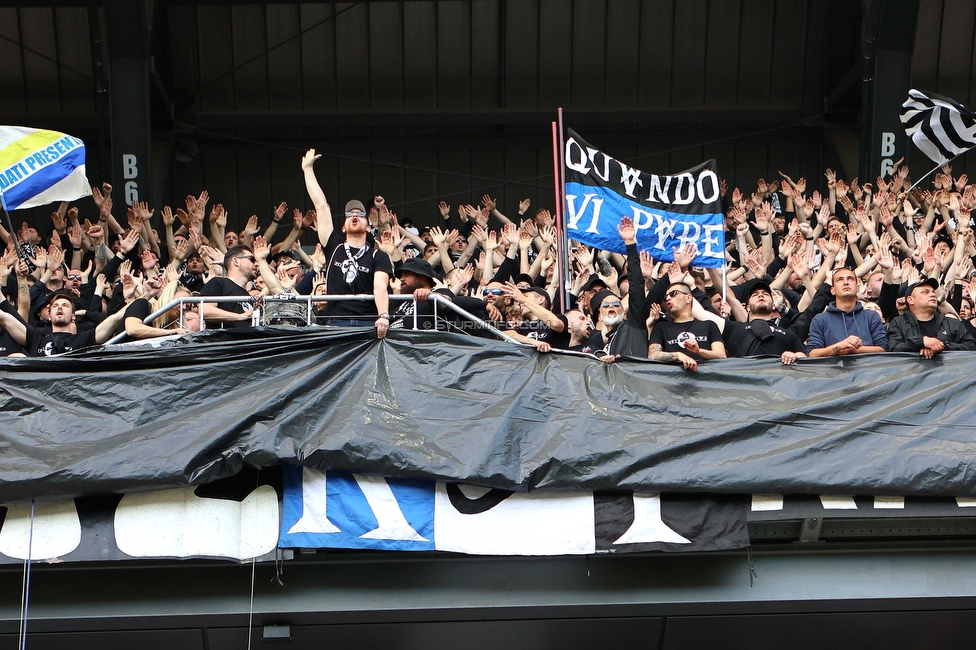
[0,126,91,211]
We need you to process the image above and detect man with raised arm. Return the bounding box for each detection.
[303,149,393,338]
[582,216,652,361]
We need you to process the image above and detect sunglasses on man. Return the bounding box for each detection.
[601,300,622,309]
[483,288,504,296]
[666,289,690,298]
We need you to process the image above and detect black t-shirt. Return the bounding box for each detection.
[648,319,723,360]
[26,327,97,357]
[323,231,394,317]
[964,318,976,339]
[723,318,805,358]
[0,300,26,355]
[918,317,940,339]
[199,277,253,328]
[124,298,153,322]
[515,314,570,349]
[0,329,23,355]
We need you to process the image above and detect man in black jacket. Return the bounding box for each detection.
[887,278,976,357]
[583,216,651,361]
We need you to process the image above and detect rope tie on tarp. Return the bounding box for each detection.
[746,546,758,588]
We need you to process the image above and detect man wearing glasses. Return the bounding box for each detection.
[648,282,726,371]
[198,245,259,327]
[303,149,393,338]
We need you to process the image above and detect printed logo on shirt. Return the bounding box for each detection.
[670,331,707,349]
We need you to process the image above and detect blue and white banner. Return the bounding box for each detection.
[564,129,725,267]
[279,466,748,555]
[0,126,91,211]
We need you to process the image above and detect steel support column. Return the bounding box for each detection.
[860,0,920,182]
[104,0,152,206]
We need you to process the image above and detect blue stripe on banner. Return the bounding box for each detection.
[279,465,435,551]
[565,182,726,267]
[0,146,86,211]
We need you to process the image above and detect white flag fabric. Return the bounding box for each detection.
[900,89,976,165]
[0,126,92,211]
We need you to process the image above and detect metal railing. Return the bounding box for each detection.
[104,293,520,345]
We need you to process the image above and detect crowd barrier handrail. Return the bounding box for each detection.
[103,293,521,345]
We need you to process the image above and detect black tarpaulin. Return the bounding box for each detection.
[1,327,976,502]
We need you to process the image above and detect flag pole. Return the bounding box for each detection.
[900,153,963,198]
[552,108,571,311]
[721,262,727,307]
[0,200,24,262]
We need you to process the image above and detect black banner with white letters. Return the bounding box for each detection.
[564,129,725,266]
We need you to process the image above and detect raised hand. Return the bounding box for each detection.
[119,228,141,254]
[67,225,82,249]
[673,242,698,270]
[242,215,260,236]
[639,249,655,280]
[183,227,202,253]
[140,249,158,271]
[438,201,451,218]
[301,149,321,170]
[51,211,67,233]
[252,235,271,261]
[273,202,288,222]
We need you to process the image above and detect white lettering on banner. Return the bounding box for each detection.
[565,138,591,175]
[114,486,278,560]
[353,474,428,541]
[630,206,657,232]
[617,161,644,198]
[612,494,691,545]
[672,173,695,205]
[676,221,702,250]
[0,499,81,560]
[652,213,678,251]
[287,468,427,541]
[586,147,612,182]
[696,170,720,203]
[701,224,724,257]
[286,466,341,534]
[647,174,672,203]
[566,193,604,233]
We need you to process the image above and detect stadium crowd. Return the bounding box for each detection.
[1,150,976,366]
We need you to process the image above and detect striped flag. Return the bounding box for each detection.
[0,127,92,211]
[900,89,976,165]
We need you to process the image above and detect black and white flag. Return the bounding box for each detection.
[900,89,976,165]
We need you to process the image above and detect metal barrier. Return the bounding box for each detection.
[104,293,520,345]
